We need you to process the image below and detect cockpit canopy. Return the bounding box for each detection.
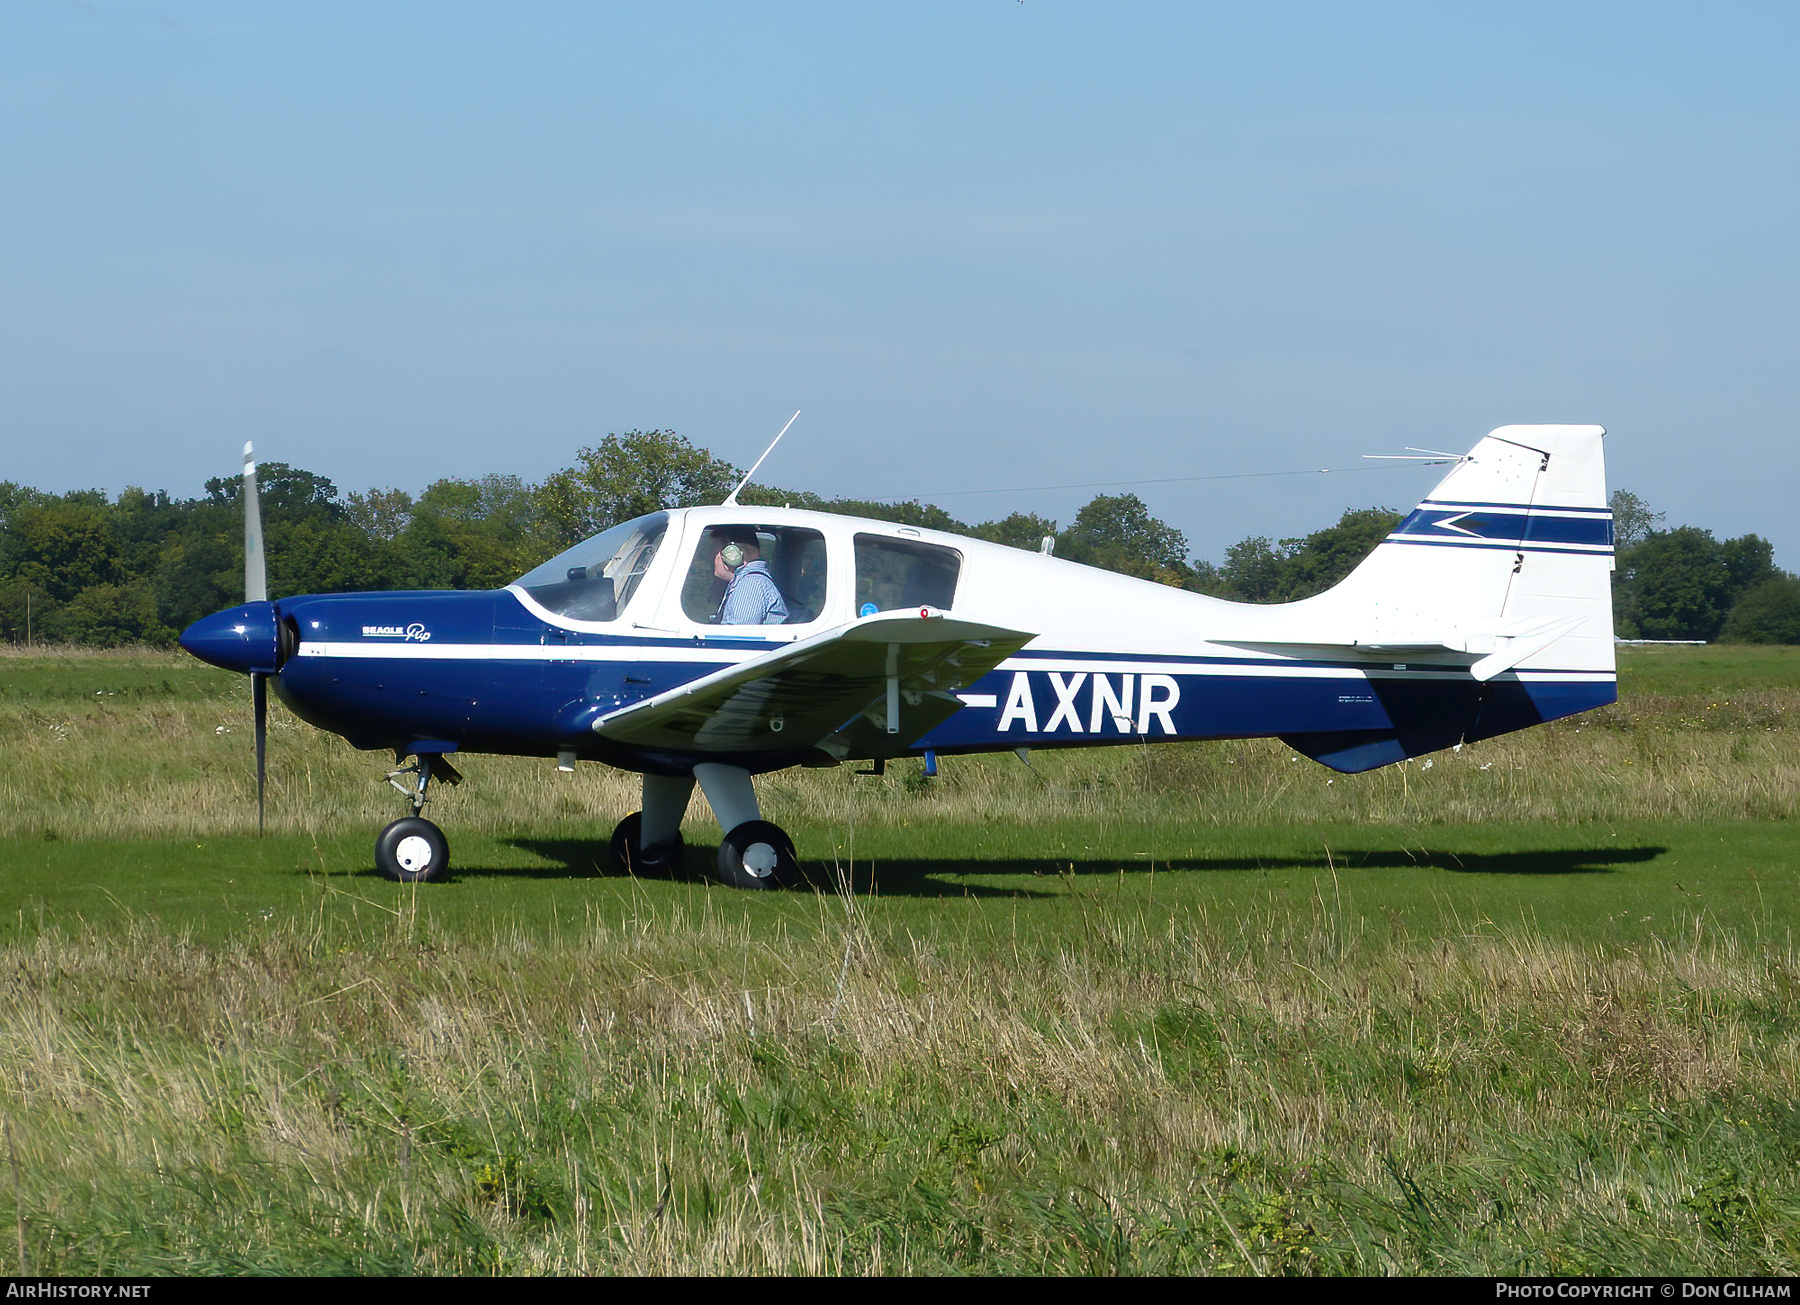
[511,508,967,628]
[512,513,667,621]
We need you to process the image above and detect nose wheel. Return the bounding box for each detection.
[376,816,450,883]
[376,751,461,883]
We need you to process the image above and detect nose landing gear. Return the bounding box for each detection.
[375,752,462,883]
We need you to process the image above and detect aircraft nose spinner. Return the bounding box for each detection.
[179,601,283,675]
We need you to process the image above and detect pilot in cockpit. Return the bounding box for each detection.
[713,530,789,625]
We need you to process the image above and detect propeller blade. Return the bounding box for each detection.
[243,442,267,603]
[252,671,267,835]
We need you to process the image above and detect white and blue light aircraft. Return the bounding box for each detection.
[179,424,1616,888]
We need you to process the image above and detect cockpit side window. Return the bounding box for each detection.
[512,513,668,621]
[854,535,961,614]
[681,525,828,625]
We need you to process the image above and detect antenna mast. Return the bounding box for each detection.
[723,411,801,507]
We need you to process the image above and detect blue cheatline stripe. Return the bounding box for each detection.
[1392,507,1612,547]
[918,667,1617,755]
[1524,516,1612,546]
[1421,499,1614,515]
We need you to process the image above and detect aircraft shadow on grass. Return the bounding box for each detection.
[386,838,1670,899]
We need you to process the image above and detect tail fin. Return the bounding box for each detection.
[1319,424,1614,669]
[1276,424,1616,770]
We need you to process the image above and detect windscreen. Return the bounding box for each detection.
[512,513,668,621]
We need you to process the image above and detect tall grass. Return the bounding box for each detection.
[0,646,1794,1274]
[0,890,1795,1274]
[1,651,1792,842]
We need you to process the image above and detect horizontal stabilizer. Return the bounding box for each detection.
[1215,614,1588,674]
[1469,615,1586,682]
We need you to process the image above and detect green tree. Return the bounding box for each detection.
[1608,489,1664,551]
[152,530,238,631]
[110,487,185,584]
[5,501,122,601]
[1615,527,1779,641]
[826,498,969,533]
[401,473,548,590]
[1620,526,1731,640]
[44,579,171,647]
[1273,507,1403,600]
[205,461,343,522]
[1721,533,1777,596]
[1218,535,1286,602]
[971,511,1059,552]
[0,482,50,534]
[0,580,56,646]
[537,430,741,547]
[1056,493,1194,587]
[1210,508,1402,603]
[345,487,415,542]
[1720,575,1800,644]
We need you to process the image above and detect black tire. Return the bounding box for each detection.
[375,817,450,883]
[715,820,798,890]
[610,811,685,876]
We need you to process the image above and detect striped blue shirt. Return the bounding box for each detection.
[718,561,788,625]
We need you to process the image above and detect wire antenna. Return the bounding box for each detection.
[881,459,1438,502]
[723,411,801,507]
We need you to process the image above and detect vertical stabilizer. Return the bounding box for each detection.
[1278,424,1615,771]
[1319,424,1614,672]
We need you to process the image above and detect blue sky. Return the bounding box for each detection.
[3,1,1796,565]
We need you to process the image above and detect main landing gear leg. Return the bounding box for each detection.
[611,773,691,875]
[692,762,798,890]
[375,752,461,883]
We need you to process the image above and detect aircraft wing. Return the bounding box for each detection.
[592,609,1035,755]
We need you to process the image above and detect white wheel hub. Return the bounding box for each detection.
[743,842,779,876]
[396,835,434,873]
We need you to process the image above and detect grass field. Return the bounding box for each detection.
[0,643,1794,1274]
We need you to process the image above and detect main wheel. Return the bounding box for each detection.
[716,820,799,890]
[375,817,450,883]
[610,811,685,876]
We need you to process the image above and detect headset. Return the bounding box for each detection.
[719,542,746,570]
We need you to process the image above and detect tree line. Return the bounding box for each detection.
[2,430,1794,646]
